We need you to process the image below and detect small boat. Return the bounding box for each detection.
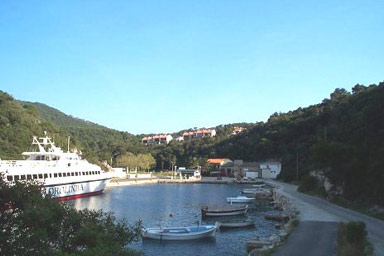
[241,188,262,194]
[201,205,248,217]
[226,196,255,203]
[264,214,289,222]
[252,184,266,188]
[142,223,218,240]
[242,188,271,195]
[219,220,255,228]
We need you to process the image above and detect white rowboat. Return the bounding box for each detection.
[201,205,248,217]
[142,224,218,240]
[226,196,255,203]
[219,220,255,228]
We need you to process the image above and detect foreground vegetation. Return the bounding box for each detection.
[337,222,373,256]
[0,178,142,256]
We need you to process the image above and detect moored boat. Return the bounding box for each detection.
[226,196,255,203]
[218,220,255,228]
[252,184,266,188]
[0,132,111,201]
[201,205,248,217]
[142,223,218,240]
[241,188,271,195]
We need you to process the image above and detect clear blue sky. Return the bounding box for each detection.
[1,1,383,134]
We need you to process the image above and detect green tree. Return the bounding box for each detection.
[0,178,142,256]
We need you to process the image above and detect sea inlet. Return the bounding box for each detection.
[71,183,280,256]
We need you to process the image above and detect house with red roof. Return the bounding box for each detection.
[183,129,216,140]
[142,134,173,145]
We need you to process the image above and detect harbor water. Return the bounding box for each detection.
[71,183,280,256]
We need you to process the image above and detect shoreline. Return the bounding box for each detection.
[106,176,268,188]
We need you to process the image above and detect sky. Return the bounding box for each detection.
[0,0,383,134]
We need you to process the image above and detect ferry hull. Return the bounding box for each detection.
[45,179,110,201]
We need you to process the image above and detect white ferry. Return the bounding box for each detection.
[0,132,111,201]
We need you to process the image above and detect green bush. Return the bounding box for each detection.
[338,222,374,256]
[0,177,142,256]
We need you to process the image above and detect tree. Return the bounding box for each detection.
[0,178,142,256]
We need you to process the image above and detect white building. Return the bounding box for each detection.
[260,162,282,179]
[142,134,173,145]
[183,129,216,140]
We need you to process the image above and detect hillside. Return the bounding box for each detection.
[21,101,108,130]
[0,92,67,159]
[214,82,384,205]
[20,102,145,164]
[3,82,384,206]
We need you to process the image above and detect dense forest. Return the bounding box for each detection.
[1,81,384,205]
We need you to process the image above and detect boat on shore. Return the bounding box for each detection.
[201,205,248,217]
[226,196,255,203]
[0,132,111,201]
[142,223,218,240]
[219,219,255,228]
[252,184,266,188]
[241,188,271,195]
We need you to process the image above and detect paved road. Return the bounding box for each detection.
[273,221,338,256]
[267,181,384,256]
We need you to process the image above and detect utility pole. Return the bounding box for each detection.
[296,151,299,182]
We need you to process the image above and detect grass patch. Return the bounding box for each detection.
[337,222,374,256]
[261,247,278,256]
[331,198,384,221]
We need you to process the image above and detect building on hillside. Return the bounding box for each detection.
[207,158,232,176]
[183,129,216,140]
[177,167,201,180]
[221,160,260,178]
[219,159,281,179]
[231,126,246,135]
[175,136,184,142]
[142,134,173,145]
[259,161,282,179]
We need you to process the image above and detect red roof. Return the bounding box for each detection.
[207,158,231,164]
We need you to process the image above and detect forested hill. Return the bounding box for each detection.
[214,82,384,205]
[0,92,66,159]
[20,101,108,130]
[19,101,145,164]
[0,93,144,164]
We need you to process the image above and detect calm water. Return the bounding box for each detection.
[71,183,279,256]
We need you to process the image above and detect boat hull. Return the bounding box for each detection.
[202,205,248,217]
[226,197,255,203]
[44,178,110,201]
[142,225,217,241]
[219,221,255,228]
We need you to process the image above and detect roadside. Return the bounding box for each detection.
[272,221,338,256]
[266,180,384,255]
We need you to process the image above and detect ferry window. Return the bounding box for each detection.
[75,172,78,176]
[59,173,62,177]
[92,171,95,175]
[82,172,85,175]
[38,174,43,179]
[86,171,89,175]
[63,173,66,177]
[67,172,70,176]
[49,174,52,178]
[20,175,26,180]
[33,174,37,179]
[54,173,58,178]
[71,172,74,176]
[27,175,32,180]
[7,176,13,181]
[14,175,19,181]
[44,174,48,179]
